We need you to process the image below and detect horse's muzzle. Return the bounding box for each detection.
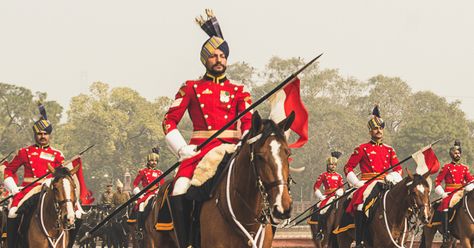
[272,205,292,220]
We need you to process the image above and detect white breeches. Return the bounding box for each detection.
[172,177,191,196]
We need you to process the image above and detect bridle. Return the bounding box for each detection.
[247,131,292,225]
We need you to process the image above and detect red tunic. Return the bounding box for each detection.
[133,167,164,206]
[435,162,474,210]
[314,171,344,208]
[4,145,64,207]
[344,141,401,213]
[162,76,252,178]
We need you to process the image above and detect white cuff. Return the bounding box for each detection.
[466,183,474,192]
[347,171,363,188]
[4,177,19,194]
[315,189,324,200]
[435,185,445,196]
[133,187,141,195]
[335,188,344,197]
[165,129,188,157]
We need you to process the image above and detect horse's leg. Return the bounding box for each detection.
[310,224,322,248]
[459,237,472,248]
[336,232,354,248]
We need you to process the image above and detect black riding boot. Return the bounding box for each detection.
[135,211,145,240]
[355,211,366,248]
[67,218,83,248]
[315,214,324,240]
[170,195,192,248]
[7,217,20,248]
[442,211,450,244]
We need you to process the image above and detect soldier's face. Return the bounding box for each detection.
[147,159,157,168]
[327,163,336,172]
[106,186,112,192]
[450,150,461,162]
[369,126,384,140]
[206,49,227,75]
[35,131,50,146]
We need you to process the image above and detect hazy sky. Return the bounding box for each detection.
[1,1,473,119]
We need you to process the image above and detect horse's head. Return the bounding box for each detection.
[243,111,295,223]
[47,164,79,228]
[405,169,431,224]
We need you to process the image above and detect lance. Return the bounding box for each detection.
[0,144,95,205]
[80,53,324,242]
[292,139,442,226]
[0,151,14,164]
[286,172,361,227]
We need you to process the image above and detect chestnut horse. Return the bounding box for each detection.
[26,165,79,248]
[310,195,343,248]
[419,189,474,248]
[152,111,295,248]
[335,171,431,248]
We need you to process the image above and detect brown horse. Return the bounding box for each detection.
[139,180,177,248]
[26,165,80,248]
[420,189,474,248]
[335,170,431,248]
[151,111,296,247]
[310,194,344,248]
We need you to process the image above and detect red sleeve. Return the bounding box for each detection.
[313,174,323,191]
[4,149,27,179]
[344,146,362,175]
[338,174,344,188]
[435,165,449,186]
[162,83,191,135]
[54,151,65,167]
[236,85,252,133]
[133,170,143,188]
[390,148,402,174]
[464,166,474,183]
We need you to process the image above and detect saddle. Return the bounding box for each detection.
[427,201,461,227]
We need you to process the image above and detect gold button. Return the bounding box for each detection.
[204,114,209,119]
[193,84,197,88]
[227,105,231,109]
[231,95,235,98]
[197,94,201,98]
[200,104,205,108]
[234,87,238,91]
[208,126,212,130]
[224,115,228,119]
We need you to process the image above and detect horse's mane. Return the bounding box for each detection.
[52,167,71,182]
[243,118,286,145]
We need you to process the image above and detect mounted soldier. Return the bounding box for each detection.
[162,9,252,248]
[3,104,65,248]
[112,179,130,207]
[311,151,344,240]
[434,140,474,244]
[343,105,403,248]
[132,148,164,238]
[100,183,114,207]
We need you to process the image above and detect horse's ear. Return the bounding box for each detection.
[277,111,295,132]
[251,111,262,133]
[47,163,56,174]
[70,164,80,175]
[422,171,430,179]
[405,168,414,180]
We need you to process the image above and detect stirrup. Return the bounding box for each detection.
[315,231,324,240]
[135,229,144,240]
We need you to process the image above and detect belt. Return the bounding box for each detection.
[361,173,386,181]
[445,183,462,188]
[23,177,47,183]
[325,188,337,194]
[192,130,241,139]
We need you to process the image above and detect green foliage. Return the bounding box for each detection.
[1,56,473,202]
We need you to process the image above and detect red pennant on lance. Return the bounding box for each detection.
[64,156,94,204]
[269,77,309,148]
[412,146,440,175]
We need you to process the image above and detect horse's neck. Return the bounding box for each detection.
[228,145,261,221]
[35,188,61,236]
[385,182,410,225]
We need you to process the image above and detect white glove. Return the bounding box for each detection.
[4,177,20,195]
[132,187,141,195]
[178,144,199,161]
[315,189,325,200]
[385,172,403,184]
[347,171,364,188]
[465,183,474,192]
[335,188,344,197]
[435,185,449,198]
